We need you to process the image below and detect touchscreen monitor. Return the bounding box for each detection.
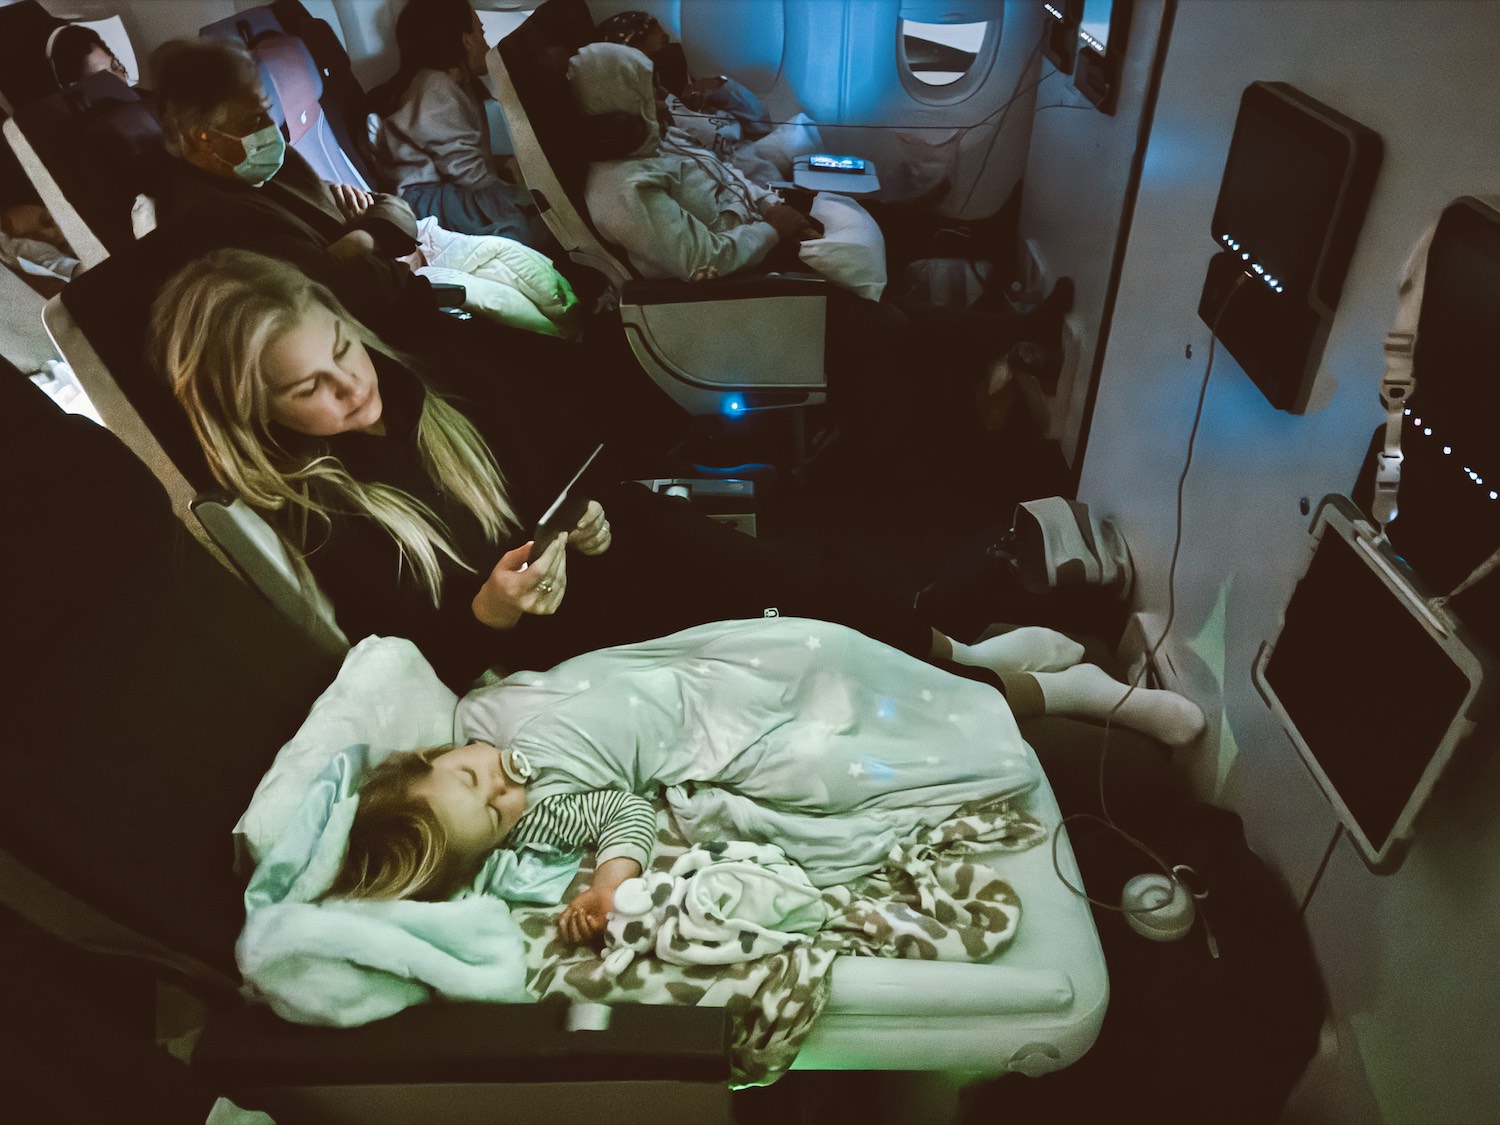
[1254,496,1490,870]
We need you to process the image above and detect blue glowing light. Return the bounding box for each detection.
[864,758,896,782]
[876,697,897,720]
[723,394,746,416]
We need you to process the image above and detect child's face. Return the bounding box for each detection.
[411,742,527,870]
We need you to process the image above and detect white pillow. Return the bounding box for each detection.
[798,192,888,302]
[234,636,459,871]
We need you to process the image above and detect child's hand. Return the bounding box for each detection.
[559,885,615,944]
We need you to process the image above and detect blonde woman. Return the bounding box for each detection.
[151,249,1205,755]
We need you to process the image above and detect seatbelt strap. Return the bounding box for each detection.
[1372,223,1434,537]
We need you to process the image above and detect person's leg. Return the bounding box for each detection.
[930,625,1084,676]
[999,664,1206,748]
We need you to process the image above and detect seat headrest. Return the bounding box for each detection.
[198,5,285,48]
[252,34,324,144]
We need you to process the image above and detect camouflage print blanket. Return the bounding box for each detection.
[514,792,1047,1086]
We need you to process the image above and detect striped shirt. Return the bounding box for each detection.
[508,789,657,870]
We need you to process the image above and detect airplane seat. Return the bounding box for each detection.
[0,0,65,113]
[0,369,732,1122]
[3,70,163,269]
[200,1,381,190]
[492,0,832,421]
[47,228,349,655]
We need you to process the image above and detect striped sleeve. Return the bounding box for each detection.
[510,790,656,871]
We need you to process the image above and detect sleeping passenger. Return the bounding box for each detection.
[325,617,1205,938]
[150,248,1204,746]
[568,42,818,285]
[372,0,552,248]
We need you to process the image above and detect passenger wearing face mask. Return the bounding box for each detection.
[147,37,432,335]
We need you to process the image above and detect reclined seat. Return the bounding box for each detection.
[3,69,162,268]
[0,369,732,1123]
[0,0,65,113]
[200,0,380,190]
[491,0,830,419]
[46,225,349,655]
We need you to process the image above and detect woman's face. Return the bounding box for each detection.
[83,45,130,83]
[462,9,489,77]
[410,743,527,871]
[261,303,384,437]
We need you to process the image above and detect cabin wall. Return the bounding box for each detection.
[1063,2,1500,1121]
[593,0,1043,220]
[1014,0,1169,462]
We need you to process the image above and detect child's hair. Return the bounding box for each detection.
[324,747,479,901]
[151,247,516,606]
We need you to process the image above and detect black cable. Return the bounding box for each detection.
[1051,270,1252,906]
[1299,823,1343,918]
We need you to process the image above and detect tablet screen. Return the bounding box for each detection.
[1262,523,1472,856]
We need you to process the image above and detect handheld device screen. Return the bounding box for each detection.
[532,444,604,560]
[807,154,866,173]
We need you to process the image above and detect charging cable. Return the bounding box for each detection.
[1048,269,1253,955]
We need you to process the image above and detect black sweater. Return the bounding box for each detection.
[289,359,931,690]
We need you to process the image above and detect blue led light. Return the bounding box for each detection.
[723,394,746,416]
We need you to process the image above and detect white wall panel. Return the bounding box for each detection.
[1070,3,1500,1119]
[1015,0,1169,459]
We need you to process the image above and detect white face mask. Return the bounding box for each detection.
[215,122,287,186]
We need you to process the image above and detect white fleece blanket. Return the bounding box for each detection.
[238,896,530,1026]
[413,216,579,337]
[601,841,828,973]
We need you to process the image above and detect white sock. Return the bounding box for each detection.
[949,626,1085,676]
[1032,664,1206,748]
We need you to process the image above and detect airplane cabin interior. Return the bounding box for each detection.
[1,1,1499,1122]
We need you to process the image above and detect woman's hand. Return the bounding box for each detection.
[471,535,569,628]
[567,500,612,557]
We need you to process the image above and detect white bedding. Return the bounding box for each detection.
[234,629,1106,1080]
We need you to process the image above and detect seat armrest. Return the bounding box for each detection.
[194,1000,730,1088]
[193,999,735,1123]
[622,272,827,306]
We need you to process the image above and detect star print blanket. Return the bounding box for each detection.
[455,616,1047,1084]
[456,617,1041,887]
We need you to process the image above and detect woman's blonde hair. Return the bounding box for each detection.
[324,747,479,901]
[152,248,516,604]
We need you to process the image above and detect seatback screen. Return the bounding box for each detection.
[1263,525,1471,855]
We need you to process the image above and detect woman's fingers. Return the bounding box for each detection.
[570,502,612,556]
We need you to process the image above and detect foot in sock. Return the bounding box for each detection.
[1033,663,1206,748]
[950,626,1086,675]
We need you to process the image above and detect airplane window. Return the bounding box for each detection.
[900,19,990,87]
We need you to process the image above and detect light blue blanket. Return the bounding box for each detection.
[238,745,578,1025]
